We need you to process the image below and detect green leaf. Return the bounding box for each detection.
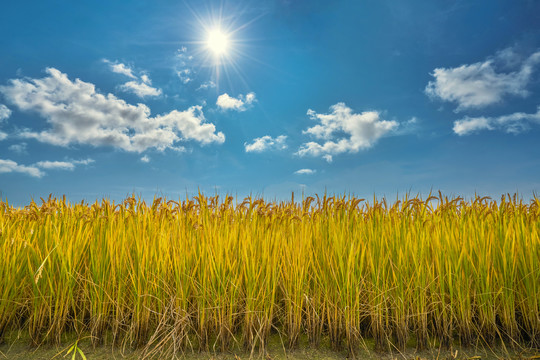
[77,348,87,360]
[65,343,75,356]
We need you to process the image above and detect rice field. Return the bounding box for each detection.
[0,192,539,357]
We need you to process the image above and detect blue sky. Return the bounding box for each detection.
[1,0,540,205]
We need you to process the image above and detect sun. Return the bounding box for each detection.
[184,5,265,87]
[206,29,229,56]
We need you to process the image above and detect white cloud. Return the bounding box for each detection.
[176,47,193,65]
[391,116,419,137]
[322,154,333,163]
[72,158,95,165]
[217,94,243,110]
[140,155,150,163]
[197,81,216,91]
[175,47,218,91]
[0,105,10,141]
[294,168,316,175]
[119,80,162,98]
[176,47,197,86]
[297,102,398,161]
[0,104,11,121]
[453,117,492,135]
[35,160,75,170]
[0,157,93,178]
[103,59,136,79]
[8,142,27,154]
[104,60,162,98]
[177,69,192,84]
[153,108,225,145]
[453,106,540,135]
[0,159,43,178]
[35,158,95,171]
[245,92,256,104]
[0,68,225,152]
[426,49,540,111]
[216,92,256,111]
[244,135,287,153]
[140,74,150,84]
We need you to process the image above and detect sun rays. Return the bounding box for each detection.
[179,2,269,93]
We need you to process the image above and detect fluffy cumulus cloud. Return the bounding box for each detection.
[426,49,540,111]
[0,132,6,141]
[294,168,316,175]
[0,68,225,152]
[217,92,256,111]
[244,135,287,153]
[297,102,398,162]
[0,159,43,177]
[453,106,540,135]
[140,155,150,163]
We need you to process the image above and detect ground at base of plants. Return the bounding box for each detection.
[1,333,538,360]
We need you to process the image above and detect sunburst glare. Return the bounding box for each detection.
[207,28,229,56]
[180,3,269,91]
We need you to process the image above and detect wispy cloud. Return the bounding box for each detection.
[72,158,95,166]
[0,159,43,177]
[176,47,195,85]
[197,81,216,91]
[119,80,162,98]
[8,142,27,154]
[140,74,150,84]
[244,135,287,153]
[35,160,76,170]
[297,102,398,162]
[35,158,95,170]
[0,68,225,152]
[0,104,10,141]
[104,59,162,98]
[140,155,150,163]
[294,168,316,175]
[217,92,256,111]
[177,69,192,84]
[453,106,540,135]
[0,104,11,121]
[426,48,540,111]
[175,47,219,90]
[0,157,94,178]
[103,59,137,79]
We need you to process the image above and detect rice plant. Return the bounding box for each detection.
[0,192,538,356]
